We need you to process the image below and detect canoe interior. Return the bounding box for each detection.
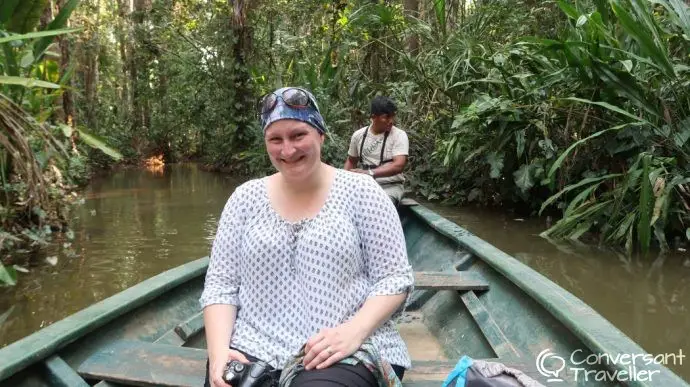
[400,204,602,384]
[3,277,205,387]
[1,203,687,387]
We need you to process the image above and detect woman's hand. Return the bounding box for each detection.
[209,349,250,387]
[302,321,366,370]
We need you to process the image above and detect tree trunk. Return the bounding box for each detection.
[129,0,152,155]
[227,0,254,152]
[39,0,53,30]
[57,0,75,126]
[115,0,130,121]
[83,0,101,131]
[404,0,420,55]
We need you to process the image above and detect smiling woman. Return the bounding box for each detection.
[201,86,414,387]
[264,120,325,186]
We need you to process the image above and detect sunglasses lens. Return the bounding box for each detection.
[259,94,277,114]
[282,89,310,107]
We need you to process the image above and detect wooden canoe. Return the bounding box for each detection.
[0,200,687,387]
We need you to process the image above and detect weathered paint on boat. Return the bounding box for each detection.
[0,201,686,387]
[399,201,688,386]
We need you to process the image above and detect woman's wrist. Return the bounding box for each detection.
[348,293,407,341]
[345,317,373,344]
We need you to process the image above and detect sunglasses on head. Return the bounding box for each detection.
[257,88,316,115]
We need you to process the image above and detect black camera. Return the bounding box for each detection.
[222,359,278,387]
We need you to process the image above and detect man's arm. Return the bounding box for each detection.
[344,155,359,171]
[369,155,407,178]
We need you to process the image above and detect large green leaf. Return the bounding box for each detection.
[541,201,612,239]
[540,173,622,214]
[0,264,17,286]
[33,0,81,61]
[515,129,526,158]
[608,212,636,244]
[557,0,580,20]
[514,164,534,194]
[611,0,675,78]
[0,75,60,88]
[5,0,48,33]
[564,183,602,218]
[0,0,21,26]
[563,97,654,126]
[0,28,80,44]
[1,43,19,76]
[433,0,446,37]
[547,121,642,180]
[674,118,690,147]
[650,0,690,44]
[486,152,504,179]
[73,126,123,161]
[593,0,610,25]
[590,61,660,117]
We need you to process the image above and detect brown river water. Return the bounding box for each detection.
[0,164,688,381]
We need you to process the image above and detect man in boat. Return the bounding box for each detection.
[344,96,409,205]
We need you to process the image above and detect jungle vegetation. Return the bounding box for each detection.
[1,0,689,284]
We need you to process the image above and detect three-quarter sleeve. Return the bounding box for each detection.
[199,184,247,308]
[355,176,414,316]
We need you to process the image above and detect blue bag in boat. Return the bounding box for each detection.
[442,356,545,387]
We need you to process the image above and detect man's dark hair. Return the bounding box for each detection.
[370,96,397,116]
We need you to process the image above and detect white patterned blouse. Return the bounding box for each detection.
[199,168,414,369]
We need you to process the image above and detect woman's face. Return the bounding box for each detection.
[264,119,324,180]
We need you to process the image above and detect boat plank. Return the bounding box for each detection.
[77,341,206,387]
[43,355,90,387]
[460,291,519,359]
[153,329,186,346]
[174,311,204,341]
[0,257,209,381]
[413,271,489,291]
[153,312,205,346]
[93,312,206,386]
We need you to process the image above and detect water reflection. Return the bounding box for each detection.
[0,164,242,347]
[421,201,690,381]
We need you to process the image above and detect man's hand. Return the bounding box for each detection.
[302,322,366,370]
[350,168,367,174]
[209,348,250,387]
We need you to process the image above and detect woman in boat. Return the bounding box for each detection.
[200,87,414,387]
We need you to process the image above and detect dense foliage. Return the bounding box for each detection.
[2,0,689,285]
[1,0,121,284]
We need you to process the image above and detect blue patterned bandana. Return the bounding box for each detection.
[259,87,328,134]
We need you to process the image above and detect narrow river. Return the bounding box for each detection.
[0,164,687,381]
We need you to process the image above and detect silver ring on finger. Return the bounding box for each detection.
[326,346,333,355]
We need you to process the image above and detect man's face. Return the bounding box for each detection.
[371,113,395,132]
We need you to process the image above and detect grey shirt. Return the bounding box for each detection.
[200,169,414,369]
[348,126,409,185]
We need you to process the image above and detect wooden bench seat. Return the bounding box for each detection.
[78,341,207,386]
[413,271,489,291]
[78,340,552,387]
